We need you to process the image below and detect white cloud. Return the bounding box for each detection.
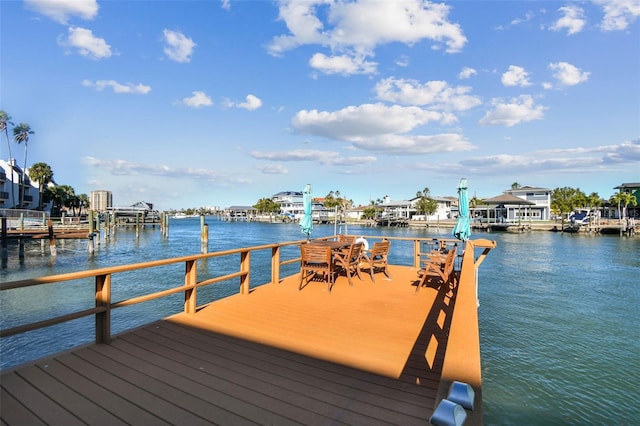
[550,5,586,35]
[163,29,196,63]
[501,65,532,87]
[256,164,288,174]
[594,0,640,31]
[346,133,475,155]
[25,0,98,24]
[479,95,546,127]
[223,94,263,110]
[309,53,377,75]
[548,62,590,86]
[250,149,377,166]
[82,79,151,94]
[374,77,481,111]
[268,0,466,75]
[83,156,246,182]
[221,0,231,11]
[292,103,447,141]
[458,67,477,80]
[496,11,535,30]
[181,91,213,108]
[237,94,263,110]
[290,103,475,155]
[395,55,410,67]
[455,138,640,175]
[58,27,111,59]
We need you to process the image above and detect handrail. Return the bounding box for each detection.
[0,235,462,345]
[1,239,305,341]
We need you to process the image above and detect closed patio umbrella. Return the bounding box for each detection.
[300,184,313,241]
[452,178,471,242]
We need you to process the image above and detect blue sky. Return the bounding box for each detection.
[1,0,639,210]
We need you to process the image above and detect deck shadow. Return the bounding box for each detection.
[400,272,459,386]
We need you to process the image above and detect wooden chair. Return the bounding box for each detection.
[361,240,391,283]
[337,235,356,243]
[415,243,457,294]
[299,244,334,292]
[333,242,363,287]
[336,234,356,256]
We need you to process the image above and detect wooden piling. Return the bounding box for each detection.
[89,211,95,235]
[1,217,7,250]
[88,232,94,254]
[48,220,57,257]
[201,223,209,253]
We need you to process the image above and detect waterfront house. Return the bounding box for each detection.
[374,195,455,222]
[613,182,640,219]
[271,190,330,222]
[474,186,551,222]
[0,159,40,210]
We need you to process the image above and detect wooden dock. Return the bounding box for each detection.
[1,237,495,425]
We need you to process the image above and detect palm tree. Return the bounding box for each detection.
[28,162,54,210]
[0,110,13,160]
[610,192,637,222]
[77,193,90,216]
[0,110,18,207]
[13,123,34,208]
[585,192,602,224]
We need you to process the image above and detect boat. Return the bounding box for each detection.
[0,235,496,425]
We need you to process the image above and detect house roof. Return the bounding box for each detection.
[481,193,536,205]
[614,183,640,189]
[505,185,551,192]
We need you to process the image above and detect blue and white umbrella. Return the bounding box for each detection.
[452,178,471,242]
[300,184,313,240]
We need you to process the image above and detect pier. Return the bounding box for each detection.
[1,236,496,425]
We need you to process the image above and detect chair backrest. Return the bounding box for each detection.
[371,240,390,259]
[442,244,457,276]
[301,244,331,265]
[338,235,356,243]
[347,242,363,262]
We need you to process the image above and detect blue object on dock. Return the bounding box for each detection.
[429,399,467,426]
[448,381,475,410]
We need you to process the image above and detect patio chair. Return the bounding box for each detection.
[333,242,364,287]
[299,244,335,292]
[361,240,392,283]
[415,243,457,294]
[337,234,356,243]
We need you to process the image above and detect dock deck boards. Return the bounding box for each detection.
[1,264,458,425]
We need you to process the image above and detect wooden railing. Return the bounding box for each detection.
[0,235,463,345]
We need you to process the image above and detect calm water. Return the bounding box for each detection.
[1,218,638,425]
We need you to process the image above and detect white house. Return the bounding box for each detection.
[476,185,552,222]
[0,159,40,210]
[271,190,329,222]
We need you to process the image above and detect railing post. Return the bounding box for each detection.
[184,259,197,313]
[95,274,111,344]
[413,239,421,269]
[240,250,250,295]
[271,246,281,284]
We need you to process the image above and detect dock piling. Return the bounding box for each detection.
[48,220,57,257]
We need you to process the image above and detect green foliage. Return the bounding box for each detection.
[253,197,280,213]
[551,187,587,216]
[415,187,438,216]
[324,190,352,211]
[609,191,638,220]
[28,162,54,209]
[362,206,378,220]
